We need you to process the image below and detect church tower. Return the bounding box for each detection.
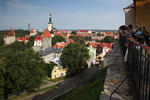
[42,28,52,50]
[48,14,53,31]
[4,29,16,45]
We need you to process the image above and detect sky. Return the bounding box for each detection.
[0,0,133,30]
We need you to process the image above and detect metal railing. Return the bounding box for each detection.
[119,32,150,100]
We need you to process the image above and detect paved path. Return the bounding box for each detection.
[31,66,101,100]
[20,80,62,100]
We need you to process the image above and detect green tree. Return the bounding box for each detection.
[69,36,85,44]
[0,57,7,100]
[26,36,35,48]
[15,29,29,37]
[44,63,56,78]
[0,35,4,46]
[52,36,66,45]
[0,43,46,99]
[85,36,91,41]
[70,31,77,35]
[9,41,26,51]
[100,36,114,43]
[60,43,89,75]
[97,33,104,36]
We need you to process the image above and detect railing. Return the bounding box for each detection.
[119,32,150,100]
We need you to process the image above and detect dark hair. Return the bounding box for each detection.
[138,27,142,31]
[119,25,126,30]
[142,27,146,31]
[128,25,133,29]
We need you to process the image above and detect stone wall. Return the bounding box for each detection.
[42,38,52,50]
[100,41,134,100]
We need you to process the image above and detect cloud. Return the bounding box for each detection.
[1,0,48,10]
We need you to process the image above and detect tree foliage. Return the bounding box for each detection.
[0,42,46,99]
[0,29,29,38]
[44,63,56,78]
[26,36,35,48]
[100,36,114,43]
[60,43,89,75]
[70,31,77,35]
[52,36,66,45]
[85,36,91,41]
[15,29,29,37]
[97,33,104,36]
[0,35,4,46]
[69,36,85,44]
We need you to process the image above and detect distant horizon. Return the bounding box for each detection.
[0,28,118,31]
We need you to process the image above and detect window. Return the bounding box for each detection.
[60,73,63,76]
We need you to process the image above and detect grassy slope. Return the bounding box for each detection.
[54,67,107,100]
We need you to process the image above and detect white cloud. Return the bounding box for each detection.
[1,0,48,10]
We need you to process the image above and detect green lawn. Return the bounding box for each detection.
[53,67,107,100]
[8,85,58,100]
[45,76,66,82]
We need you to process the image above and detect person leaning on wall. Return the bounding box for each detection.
[142,27,150,46]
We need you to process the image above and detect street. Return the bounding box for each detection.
[32,66,101,100]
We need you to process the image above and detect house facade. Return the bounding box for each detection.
[51,66,67,79]
[30,29,37,36]
[124,3,135,28]
[87,46,96,68]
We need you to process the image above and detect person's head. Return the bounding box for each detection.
[128,25,133,29]
[119,25,126,30]
[138,27,142,31]
[142,27,146,31]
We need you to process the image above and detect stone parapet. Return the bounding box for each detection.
[100,40,133,100]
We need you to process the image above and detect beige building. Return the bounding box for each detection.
[124,3,135,28]
[135,0,150,32]
[30,29,37,36]
[87,46,96,68]
[124,0,150,32]
[51,66,67,79]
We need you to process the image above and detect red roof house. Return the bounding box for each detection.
[8,28,15,36]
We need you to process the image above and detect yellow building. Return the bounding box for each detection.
[51,66,67,79]
[124,0,150,32]
[135,0,150,32]
[124,3,135,28]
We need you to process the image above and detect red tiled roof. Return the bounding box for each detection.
[30,29,34,33]
[90,42,113,48]
[43,28,51,38]
[8,28,15,36]
[67,39,74,43]
[35,36,42,41]
[124,3,134,9]
[89,42,98,48]
[79,30,89,32]
[16,36,29,43]
[53,42,69,49]
[54,33,61,36]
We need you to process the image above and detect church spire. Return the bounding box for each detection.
[49,13,52,24]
